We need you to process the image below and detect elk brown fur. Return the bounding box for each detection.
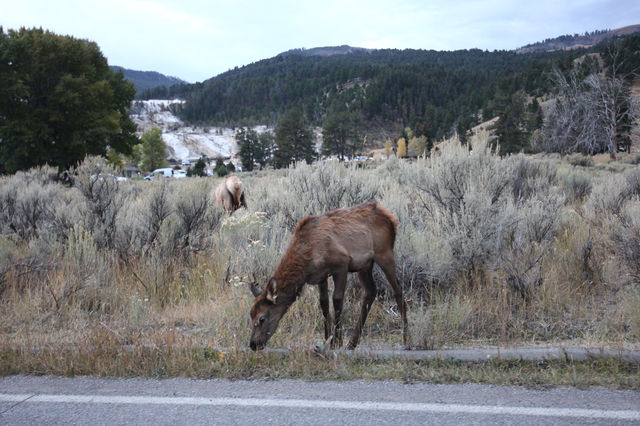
[249,201,408,350]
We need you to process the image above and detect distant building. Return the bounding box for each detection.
[124,165,142,178]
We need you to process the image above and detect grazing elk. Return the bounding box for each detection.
[214,175,247,214]
[249,201,408,350]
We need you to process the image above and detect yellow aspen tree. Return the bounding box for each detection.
[408,135,427,157]
[397,137,407,157]
[384,140,393,157]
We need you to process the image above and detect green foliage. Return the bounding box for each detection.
[105,148,124,172]
[141,127,168,171]
[236,127,273,171]
[258,132,275,169]
[214,158,228,177]
[407,135,428,157]
[274,107,315,168]
[492,91,540,154]
[126,144,143,168]
[188,156,207,177]
[0,27,138,173]
[161,46,581,142]
[137,36,640,152]
[321,108,362,160]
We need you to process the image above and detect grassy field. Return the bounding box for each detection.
[1,134,639,387]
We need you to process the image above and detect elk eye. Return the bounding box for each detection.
[259,316,265,325]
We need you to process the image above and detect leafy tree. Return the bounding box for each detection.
[106,147,124,172]
[384,140,393,157]
[397,137,407,157]
[0,27,138,173]
[141,127,168,171]
[274,107,315,168]
[407,135,428,157]
[126,144,143,168]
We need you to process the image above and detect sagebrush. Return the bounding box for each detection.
[1,141,639,357]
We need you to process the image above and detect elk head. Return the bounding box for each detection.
[248,278,288,350]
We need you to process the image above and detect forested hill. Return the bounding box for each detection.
[111,66,187,93]
[516,25,640,54]
[142,48,566,140]
[139,29,639,144]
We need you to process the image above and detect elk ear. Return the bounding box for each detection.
[249,282,262,298]
[265,278,278,304]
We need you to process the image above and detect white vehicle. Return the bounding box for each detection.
[90,173,128,182]
[173,170,187,178]
[144,168,174,180]
[181,160,191,167]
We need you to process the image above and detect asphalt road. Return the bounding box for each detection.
[1,376,639,425]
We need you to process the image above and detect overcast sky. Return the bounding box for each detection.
[2,0,639,83]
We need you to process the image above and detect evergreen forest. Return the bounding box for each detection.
[141,34,640,154]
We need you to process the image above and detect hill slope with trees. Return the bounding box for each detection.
[111,66,188,94]
[139,27,639,158]
[144,47,566,139]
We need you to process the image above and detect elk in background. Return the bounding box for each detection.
[249,201,408,350]
[214,175,247,214]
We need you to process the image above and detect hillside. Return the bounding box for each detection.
[144,47,569,145]
[111,66,187,94]
[516,25,640,53]
[138,27,640,150]
[281,45,373,57]
[129,99,251,164]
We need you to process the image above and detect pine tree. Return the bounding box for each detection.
[214,158,228,177]
[236,127,260,171]
[188,156,207,177]
[274,107,315,168]
[257,131,275,169]
[321,109,361,160]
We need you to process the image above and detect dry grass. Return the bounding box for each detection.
[1,145,639,386]
[1,344,638,389]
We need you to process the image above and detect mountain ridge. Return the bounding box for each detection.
[110,66,188,94]
[516,24,640,53]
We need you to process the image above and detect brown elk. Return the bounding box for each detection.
[249,201,408,350]
[214,175,247,214]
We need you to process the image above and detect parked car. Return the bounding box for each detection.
[173,170,187,178]
[144,168,174,180]
[90,173,128,182]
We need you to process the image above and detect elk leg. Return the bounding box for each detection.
[318,278,331,341]
[331,270,347,349]
[376,252,409,347]
[347,264,376,350]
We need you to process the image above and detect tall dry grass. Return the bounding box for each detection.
[1,137,639,376]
